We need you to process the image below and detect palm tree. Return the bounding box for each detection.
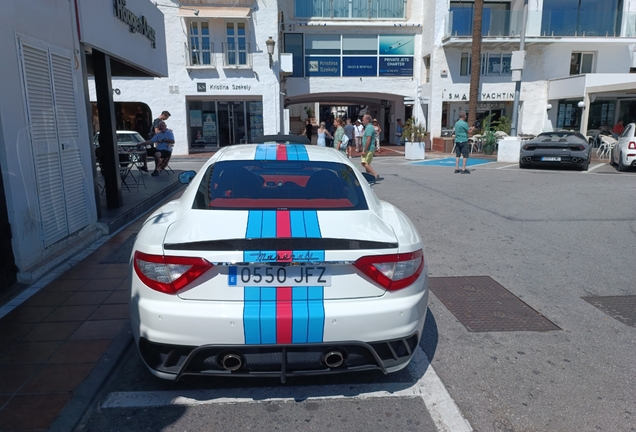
[468,0,484,128]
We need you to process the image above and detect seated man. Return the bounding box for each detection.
[143,121,175,176]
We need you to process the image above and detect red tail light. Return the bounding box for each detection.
[133,251,213,294]
[629,141,636,150]
[353,249,424,291]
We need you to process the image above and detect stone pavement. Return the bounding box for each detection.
[0,199,170,431]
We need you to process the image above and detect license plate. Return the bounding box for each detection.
[541,156,561,161]
[228,265,331,287]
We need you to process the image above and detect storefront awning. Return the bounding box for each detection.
[178,7,251,18]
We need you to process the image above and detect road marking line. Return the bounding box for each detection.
[100,347,472,432]
[497,164,518,169]
[584,163,606,173]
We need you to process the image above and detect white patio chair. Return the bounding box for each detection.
[598,136,617,159]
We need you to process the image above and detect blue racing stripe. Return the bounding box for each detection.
[292,287,309,343]
[290,211,306,237]
[295,145,309,161]
[255,144,267,160]
[307,286,325,342]
[260,287,277,343]
[246,210,263,238]
[303,211,321,237]
[265,144,277,160]
[287,145,299,161]
[261,210,276,238]
[244,287,261,344]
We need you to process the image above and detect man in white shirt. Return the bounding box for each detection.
[353,119,364,153]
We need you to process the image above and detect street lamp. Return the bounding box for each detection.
[265,36,275,69]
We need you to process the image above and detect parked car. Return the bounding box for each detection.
[610,122,636,171]
[93,130,148,149]
[129,138,429,381]
[519,131,592,170]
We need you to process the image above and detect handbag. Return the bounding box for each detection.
[339,134,349,149]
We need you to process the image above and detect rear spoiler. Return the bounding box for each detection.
[253,134,310,145]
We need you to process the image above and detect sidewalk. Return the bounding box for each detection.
[0,191,183,431]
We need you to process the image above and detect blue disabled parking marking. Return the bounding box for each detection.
[410,157,495,167]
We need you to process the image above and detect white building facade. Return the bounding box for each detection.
[0,0,167,287]
[425,0,636,138]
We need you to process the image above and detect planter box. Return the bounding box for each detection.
[432,137,454,153]
[405,142,425,160]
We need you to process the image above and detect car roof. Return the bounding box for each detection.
[216,143,346,163]
[532,131,588,143]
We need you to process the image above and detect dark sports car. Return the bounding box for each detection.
[519,131,592,170]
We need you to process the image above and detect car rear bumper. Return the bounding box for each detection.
[136,333,421,382]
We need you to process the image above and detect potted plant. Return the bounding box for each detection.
[403,117,428,143]
[480,114,498,155]
[402,117,428,160]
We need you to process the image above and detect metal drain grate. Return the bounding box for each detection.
[100,233,137,264]
[429,276,560,332]
[581,296,636,327]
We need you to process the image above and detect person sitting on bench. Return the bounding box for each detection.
[143,121,175,176]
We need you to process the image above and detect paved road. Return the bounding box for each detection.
[77,156,636,432]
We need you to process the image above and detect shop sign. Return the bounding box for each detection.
[305,57,341,77]
[197,83,206,92]
[113,0,156,48]
[342,57,377,77]
[443,91,515,101]
[379,35,414,56]
[379,57,413,76]
[209,84,252,91]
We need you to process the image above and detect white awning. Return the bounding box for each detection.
[177,6,251,18]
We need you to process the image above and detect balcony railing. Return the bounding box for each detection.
[222,42,252,68]
[444,10,632,39]
[295,0,406,20]
[185,42,215,68]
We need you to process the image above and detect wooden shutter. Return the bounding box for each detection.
[51,52,89,234]
[19,41,67,247]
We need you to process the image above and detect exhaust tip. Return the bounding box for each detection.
[323,350,345,368]
[221,353,243,371]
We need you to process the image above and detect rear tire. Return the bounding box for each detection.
[618,153,627,172]
[519,162,530,169]
[581,157,589,171]
[609,149,616,166]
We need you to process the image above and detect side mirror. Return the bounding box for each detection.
[361,172,376,185]
[178,170,197,184]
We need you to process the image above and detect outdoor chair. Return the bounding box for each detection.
[597,136,617,159]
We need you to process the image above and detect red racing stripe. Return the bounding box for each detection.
[276,287,293,343]
[276,144,288,160]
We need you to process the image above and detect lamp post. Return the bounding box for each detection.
[265,36,275,69]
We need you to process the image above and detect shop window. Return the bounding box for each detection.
[224,21,251,67]
[460,52,510,76]
[187,21,213,67]
[295,0,405,19]
[284,33,304,77]
[570,52,594,75]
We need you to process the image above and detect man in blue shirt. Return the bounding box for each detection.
[454,111,474,174]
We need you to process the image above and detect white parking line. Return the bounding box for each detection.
[583,162,606,173]
[497,164,518,169]
[101,347,472,432]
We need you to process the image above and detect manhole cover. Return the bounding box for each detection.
[581,296,636,327]
[429,276,560,332]
[101,233,137,264]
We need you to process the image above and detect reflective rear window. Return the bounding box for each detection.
[193,160,368,210]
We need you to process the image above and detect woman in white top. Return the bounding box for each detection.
[373,118,382,152]
[354,119,364,153]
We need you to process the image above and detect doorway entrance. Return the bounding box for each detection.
[0,162,17,292]
[218,101,246,145]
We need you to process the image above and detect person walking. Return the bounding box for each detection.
[344,118,355,158]
[354,119,363,153]
[395,118,403,146]
[305,119,313,144]
[334,118,346,155]
[316,121,332,147]
[454,111,474,174]
[361,114,379,180]
[372,118,382,153]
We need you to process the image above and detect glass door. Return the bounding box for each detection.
[218,102,246,146]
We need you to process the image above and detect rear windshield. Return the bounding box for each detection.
[193,160,368,210]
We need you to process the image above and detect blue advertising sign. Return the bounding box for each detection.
[305,57,340,76]
[379,57,414,76]
[342,57,377,77]
[379,35,414,56]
